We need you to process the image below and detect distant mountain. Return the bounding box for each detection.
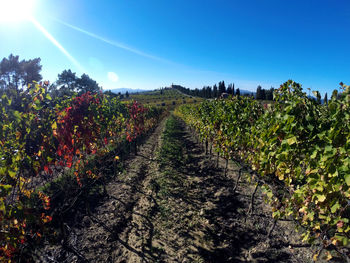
[239,89,255,95]
[108,88,151,94]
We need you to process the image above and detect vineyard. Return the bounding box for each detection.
[0,82,163,261]
[1,0,349,260]
[176,80,350,261]
[121,88,203,110]
[1,79,349,262]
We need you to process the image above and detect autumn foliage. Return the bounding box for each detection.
[0,83,162,261]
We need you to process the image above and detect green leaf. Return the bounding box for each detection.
[0,200,5,212]
[307,124,314,131]
[310,150,318,159]
[13,110,21,121]
[331,202,341,213]
[317,194,326,203]
[287,136,297,145]
[0,184,12,197]
[345,174,350,186]
[325,145,333,152]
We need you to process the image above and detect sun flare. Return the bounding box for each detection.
[0,0,36,23]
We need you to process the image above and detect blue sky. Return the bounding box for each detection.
[0,0,349,95]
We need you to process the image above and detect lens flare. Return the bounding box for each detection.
[30,18,84,72]
[54,19,173,64]
[108,72,119,82]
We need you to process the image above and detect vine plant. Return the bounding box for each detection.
[176,80,350,260]
[0,83,162,261]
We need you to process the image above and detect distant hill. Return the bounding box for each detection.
[108,88,151,94]
[239,89,255,95]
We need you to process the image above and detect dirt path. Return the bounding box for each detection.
[38,115,317,262]
[104,116,313,263]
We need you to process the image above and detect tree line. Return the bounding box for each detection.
[171,81,242,99]
[0,54,102,98]
[171,81,274,100]
[255,85,274,100]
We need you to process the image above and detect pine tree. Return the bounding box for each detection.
[0,54,42,90]
[218,81,226,96]
[213,84,218,98]
[227,84,232,95]
[256,85,262,100]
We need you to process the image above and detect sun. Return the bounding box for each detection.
[0,0,36,23]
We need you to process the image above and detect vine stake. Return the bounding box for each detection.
[267,218,277,238]
[216,152,220,168]
[247,181,260,216]
[224,158,229,177]
[233,168,242,193]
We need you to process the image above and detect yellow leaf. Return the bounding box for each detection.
[52,122,57,130]
[332,238,338,246]
[287,136,297,145]
[325,251,333,261]
[8,170,16,178]
[318,195,326,203]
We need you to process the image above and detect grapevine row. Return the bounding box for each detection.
[0,82,163,260]
[176,80,350,260]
